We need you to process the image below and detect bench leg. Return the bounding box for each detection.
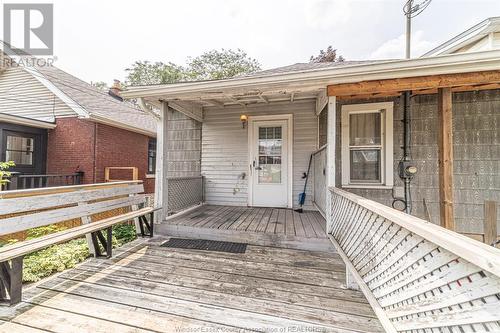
[90,227,113,258]
[0,257,23,306]
[138,213,154,238]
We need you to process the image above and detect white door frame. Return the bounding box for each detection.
[247,114,293,208]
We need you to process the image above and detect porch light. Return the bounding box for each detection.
[240,114,248,128]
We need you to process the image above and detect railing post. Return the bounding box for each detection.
[154,101,169,222]
[326,96,336,233]
[8,173,19,190]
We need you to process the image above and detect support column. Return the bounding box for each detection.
[437,88,454,230]
[154,101,169,223]
[326,96,336,233]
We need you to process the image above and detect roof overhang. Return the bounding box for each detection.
[0,113,57,129]
[422,17,500,57]
[84,114,156,137]
[122,50,500,102]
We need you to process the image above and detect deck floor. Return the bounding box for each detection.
[0,237,383,332]
[160,205,333,251]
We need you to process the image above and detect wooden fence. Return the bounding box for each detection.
[328,187,500,333]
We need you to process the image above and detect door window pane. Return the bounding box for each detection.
[350,113,381,146]
[258,126,282,184]
[5,135,34,165]
[350,150,381,182]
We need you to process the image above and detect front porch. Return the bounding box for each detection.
[158,205,334,252]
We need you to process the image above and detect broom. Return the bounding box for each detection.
[295,154,313,213]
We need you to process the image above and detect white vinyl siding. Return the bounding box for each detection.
[201,100,317,209]
[0,66,75,121]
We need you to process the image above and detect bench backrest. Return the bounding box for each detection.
[0,181,146,236]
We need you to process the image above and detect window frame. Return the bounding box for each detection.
[147,138,156,176]
[341,102,394,188]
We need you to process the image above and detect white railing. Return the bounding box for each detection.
[312,146,327,216]
[328,187,500,333]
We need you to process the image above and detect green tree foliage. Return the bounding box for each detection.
[186,49,261,81]
[310,46,345,63]
[125,49,261,86]
[126,61,188,86]
[0,161,15,189]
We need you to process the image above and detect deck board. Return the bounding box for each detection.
[0,238,383,332]
[162,205,332,252]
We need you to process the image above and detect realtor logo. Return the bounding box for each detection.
[3,3,53,55]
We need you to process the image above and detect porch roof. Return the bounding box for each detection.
[122,50,500,109]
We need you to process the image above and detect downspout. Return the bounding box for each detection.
[93,122,98,183]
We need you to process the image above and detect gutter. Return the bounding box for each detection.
[122,50,500,99]
[84,114,156,137]
[0,113,57,129]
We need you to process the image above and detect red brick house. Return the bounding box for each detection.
[0,64,160,192]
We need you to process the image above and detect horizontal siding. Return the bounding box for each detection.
[0,66,75,121]
[202,100,318,209]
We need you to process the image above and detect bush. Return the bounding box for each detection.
[2,223,138,283]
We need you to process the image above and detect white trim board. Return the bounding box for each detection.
[340,102,394,188]
[247,114,294,209]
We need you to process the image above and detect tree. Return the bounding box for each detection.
[186,49,261,81]
[90,81,108,91]
[0,161,15,190]
[310,46,345,63]
[125,61,187,86]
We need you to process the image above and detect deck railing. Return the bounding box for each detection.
[3,172,84,191]
[328,187,500,333]
[167,176,204,214]
[312,145,327,216]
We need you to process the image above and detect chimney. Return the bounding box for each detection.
[108,79,123,101]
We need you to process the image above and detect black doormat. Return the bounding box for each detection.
[161,238,247,254]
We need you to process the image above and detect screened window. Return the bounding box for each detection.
[147,138,156,174]
[6,135,34,165]
[341,102,393,187]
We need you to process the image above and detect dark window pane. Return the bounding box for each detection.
[350,113,381,146]
[6,135,34,165]
[350,149,381,182]
[147,139,157,174]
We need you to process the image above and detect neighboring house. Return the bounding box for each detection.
[0,61,201,192]
[423,16,500,56]
[123,25,500,244]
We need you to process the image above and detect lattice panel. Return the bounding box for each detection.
[167,177,203,213]
[328,188,500,333]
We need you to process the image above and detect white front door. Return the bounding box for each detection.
[249,117,290,208]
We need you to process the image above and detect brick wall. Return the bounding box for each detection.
[94,123,154,193]
[47,117,95,184]
[47,117,155,193]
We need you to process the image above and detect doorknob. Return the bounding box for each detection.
[253,160,262,170]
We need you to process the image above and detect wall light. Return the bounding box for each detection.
[240,114,248,128]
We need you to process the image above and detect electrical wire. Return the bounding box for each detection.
[403,0,432,18]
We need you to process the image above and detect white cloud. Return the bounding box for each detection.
[304,0,351,29]
[369,30,437,60]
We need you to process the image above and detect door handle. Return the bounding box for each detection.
[252,160,262,170]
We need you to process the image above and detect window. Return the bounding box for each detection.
[258,126,282,184]
[147,138,156,174]
[5,135,35,165]
[341,102,393,188]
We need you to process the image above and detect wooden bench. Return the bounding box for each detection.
[0,181,158,306]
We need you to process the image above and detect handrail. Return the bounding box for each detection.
[331,187,500,277]
[328,187,500,332]
[0,180,143,198]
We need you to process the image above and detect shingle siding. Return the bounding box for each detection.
[333,89,500,235]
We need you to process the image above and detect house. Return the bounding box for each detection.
[423,16,500,56]
[123,46,500,244]
[0,60,201,193]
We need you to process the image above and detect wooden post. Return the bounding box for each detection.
[437,88,454,230]
[154,101,169,223]
[484,201,498,246]
[326,96,336,233]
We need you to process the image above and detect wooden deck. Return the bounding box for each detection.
[0,237,383,332]
[158,205,335,252]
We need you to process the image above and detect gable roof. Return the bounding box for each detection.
[30,65,156,136]
[423,17,500,57]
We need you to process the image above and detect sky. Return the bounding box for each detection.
[2,0,499,84]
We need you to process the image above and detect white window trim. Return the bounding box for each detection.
[341,102,393,188]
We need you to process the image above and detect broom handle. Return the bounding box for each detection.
[303,154,313,194]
